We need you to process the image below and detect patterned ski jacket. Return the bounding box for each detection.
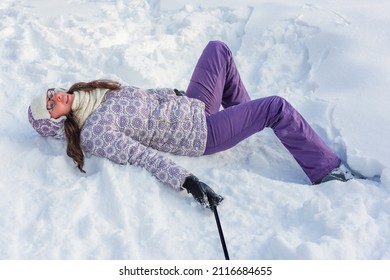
[80,85,207,190]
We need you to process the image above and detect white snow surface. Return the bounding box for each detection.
[1,0,390,260]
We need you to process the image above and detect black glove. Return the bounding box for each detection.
[182,175,224,209]
[174,89,185,96]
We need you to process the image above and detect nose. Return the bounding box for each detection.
[54,93,63,102]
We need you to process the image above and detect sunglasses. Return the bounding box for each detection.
[46,88,68,111]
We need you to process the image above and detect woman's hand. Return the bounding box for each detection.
[182,175,224,209]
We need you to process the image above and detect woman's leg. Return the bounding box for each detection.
[185,41,251,115]
[204,96,341,183]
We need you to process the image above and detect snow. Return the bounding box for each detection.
[1,0,390,260]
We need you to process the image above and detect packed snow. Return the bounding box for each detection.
[1,0,390,260]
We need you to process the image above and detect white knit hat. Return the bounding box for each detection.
[29,92,51,120]
[28,88,68,139]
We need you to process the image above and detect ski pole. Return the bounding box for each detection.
[210,204,230,260]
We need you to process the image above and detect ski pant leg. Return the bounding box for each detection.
[185,41,251,115]
[204,96,341,183]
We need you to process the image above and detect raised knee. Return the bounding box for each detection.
[269,95,288,107]
[208,40,227,48]
[207,40,231,56]
[268,96,293,118]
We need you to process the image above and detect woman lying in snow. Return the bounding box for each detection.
[28,41,361,209]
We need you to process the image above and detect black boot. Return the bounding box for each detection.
[316,163,366,184]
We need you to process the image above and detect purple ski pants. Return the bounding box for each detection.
[185,41,341,184]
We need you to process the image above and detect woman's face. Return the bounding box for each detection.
[47,92,74,119]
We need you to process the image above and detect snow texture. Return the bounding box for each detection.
[1,0,390,259]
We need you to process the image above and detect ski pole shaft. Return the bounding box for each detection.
[211,205,230,260]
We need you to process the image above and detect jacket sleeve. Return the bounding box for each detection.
[81,125,191,191]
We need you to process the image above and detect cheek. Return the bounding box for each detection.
[52,103,71,118]
[50,111,61,119]
[62,104,72,115]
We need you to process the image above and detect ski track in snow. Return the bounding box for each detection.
[1,0,390,260]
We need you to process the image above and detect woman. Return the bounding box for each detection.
[28,41,357,209]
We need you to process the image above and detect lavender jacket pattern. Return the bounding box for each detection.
[80,86,208,190]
